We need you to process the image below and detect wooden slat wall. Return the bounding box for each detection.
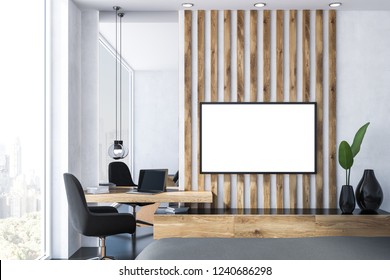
[250,10,258,209]
[223,10,232,209]
[237,10,245,209]
[184,10,192,192]
[263,10,271,209]
[328,10,337,208]
[302,10,311,209]
[197,11,205,193]
[276,10,284,209]
[184,10,337,210]
[289,10,298,209]
[210,10,218,208]
[316,11,324,208]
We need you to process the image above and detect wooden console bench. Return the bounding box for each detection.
[153,208,390,239]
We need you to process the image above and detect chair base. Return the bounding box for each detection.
[88,256,115,260]
[93,236,115,260]
[100,256,115,260]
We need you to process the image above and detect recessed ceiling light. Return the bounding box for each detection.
[329,2,342,8]
[254,3,266,8]
[182,3,194,8]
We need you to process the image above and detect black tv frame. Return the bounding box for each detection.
[199,102,317,174]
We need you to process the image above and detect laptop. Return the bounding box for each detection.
[127,169,168,194]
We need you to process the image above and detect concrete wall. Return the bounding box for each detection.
[337,11,390,211]
[50,0,99,258]
[133,70,179,179]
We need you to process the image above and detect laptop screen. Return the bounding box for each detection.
[138,169,167,192]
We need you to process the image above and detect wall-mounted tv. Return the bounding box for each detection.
[200,102,317,174]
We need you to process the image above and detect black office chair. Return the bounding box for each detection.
[173,170,179,186]
[108,161,154,226]
[63,173,136,259]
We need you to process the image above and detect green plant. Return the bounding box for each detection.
[338,122,370,186]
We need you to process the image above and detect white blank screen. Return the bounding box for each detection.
[200,103,316,174]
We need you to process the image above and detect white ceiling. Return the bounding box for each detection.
[79,0,390,70]
[74,0,390,11]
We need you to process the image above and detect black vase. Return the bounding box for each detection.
[339,185,356,214]
[355,169,383,211]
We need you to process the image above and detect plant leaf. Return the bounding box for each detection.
[351,122,370,157]
[338,141,354,170]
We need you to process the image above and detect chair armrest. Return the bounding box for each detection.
[88,206,118,214]
[85,212,136,236]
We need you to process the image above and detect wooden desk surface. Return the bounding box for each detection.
[85,186,212,203]
[157,208,389,215]
[154,208,390,239]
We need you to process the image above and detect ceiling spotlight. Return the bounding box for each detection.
[182,3,194,8]
[254,3,266,8]
[329,2,342,8]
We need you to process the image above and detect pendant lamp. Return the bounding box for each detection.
[108,6,128,160]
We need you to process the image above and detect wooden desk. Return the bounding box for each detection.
[85,187,212,204]
[154,208,390,239]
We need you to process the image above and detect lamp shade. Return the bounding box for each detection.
[108,140,128,160]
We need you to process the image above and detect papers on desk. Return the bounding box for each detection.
[126,190,157,195]
[86,185,109,194]
[99,182,116,189]
[158,206,189,214]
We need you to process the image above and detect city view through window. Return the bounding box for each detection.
[0,0,45,259]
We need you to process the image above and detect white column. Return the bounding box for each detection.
[81,10,99,188]
[80,10,100,248]
[50,0,72,259]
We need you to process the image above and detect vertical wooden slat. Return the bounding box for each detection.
[237,10,245,209]
[302,10,311,208]
[263,10,271,208]
[289,10,297,209]
[276,10,284,209]
[329,10,337,208]
[316,10,324,209]
[210,10,218,208]
[197,11,205,192]
[184,10,192,192]
[250,10,258,209]
[224,10,231,209]
[237,10,245,103]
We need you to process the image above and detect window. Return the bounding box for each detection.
[0,0,46,259]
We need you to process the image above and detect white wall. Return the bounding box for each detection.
[99,16,179,181]
[81,11,99,189]
[134,70,179,180]
[80,9,100,249]
[67,0,82,257]
[98,42,132,182]
[50,0,100,258]
[68,1,102,255]
[338,11,390,212]
[99,20,178,71]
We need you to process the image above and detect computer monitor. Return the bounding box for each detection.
[138,169,168,192]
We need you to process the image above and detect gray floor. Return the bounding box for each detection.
[136,236,390,260]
